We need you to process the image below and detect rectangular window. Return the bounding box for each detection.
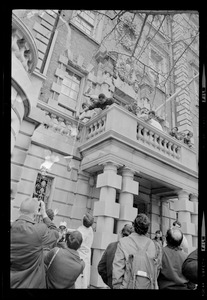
[149,49,166,90]
[73,10,96,36]
[61,69,81,101]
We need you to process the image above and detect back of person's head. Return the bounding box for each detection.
[83,213,94,228]
[46,209,54,221]
[19,197,39,215]
[166,227,183,247]
[66,230,82,250]
[121,224,133,237]
[133,213,150,235]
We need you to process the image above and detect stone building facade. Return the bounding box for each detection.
[11,10,199,288]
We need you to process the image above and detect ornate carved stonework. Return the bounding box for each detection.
[116,16,138,52]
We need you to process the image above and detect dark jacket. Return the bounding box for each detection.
[158,245,189,290]
[10,215,59,288]
[182,249,198,284]
[88,98,114,111]
[44,246,85,289]
[98,241,118,289]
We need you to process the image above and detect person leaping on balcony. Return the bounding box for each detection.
[77,93,110,123]
[83,93,115,112]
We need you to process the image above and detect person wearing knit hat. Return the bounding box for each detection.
[75,213,94,289]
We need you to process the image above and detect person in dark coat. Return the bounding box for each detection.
[10,197,59,288]
[157,227,190,290]
[84,93,115,112]
[182,249,198,286]
[97,224,133,289]
[44,230,85,289]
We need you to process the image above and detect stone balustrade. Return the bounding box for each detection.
[12,12,38,73]
[38,102,82,140]
[80,104,198,173]
[136,122,181,160]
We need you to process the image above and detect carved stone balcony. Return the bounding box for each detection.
[78,104,198,194]
[12,12,38,73]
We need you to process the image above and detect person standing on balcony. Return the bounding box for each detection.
[97,224,133,289]
[147,110,163,131]
[75,213,94,289]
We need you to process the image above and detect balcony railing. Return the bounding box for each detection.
[79,104,198,173]
[12,12,38,73]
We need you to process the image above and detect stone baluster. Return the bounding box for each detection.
[43,111,51,128]
[154,133,159,149]
[137,124,144,141]
[143,127,148,144]
[50,114,58,132]
[57,117,64,134]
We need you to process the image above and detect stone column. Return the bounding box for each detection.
[174,190,195,252]
[117,168,138,234]
[91,162,122,288]
[190,193,198,249]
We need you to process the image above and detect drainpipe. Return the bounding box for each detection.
[168,15,176,128]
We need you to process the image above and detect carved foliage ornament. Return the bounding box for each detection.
[117,16,138,51]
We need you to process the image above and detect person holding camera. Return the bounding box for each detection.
[10,197,59,288]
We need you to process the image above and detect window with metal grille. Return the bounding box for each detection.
[73,10,96,36]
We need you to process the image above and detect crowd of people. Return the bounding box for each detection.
[10,196,198,290]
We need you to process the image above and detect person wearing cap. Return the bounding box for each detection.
[10,197,59,288]
[98,224,133,289]
[44,231,85,289]
[75,213,94,288]
[172,220,189,254]
[58,221,67,244]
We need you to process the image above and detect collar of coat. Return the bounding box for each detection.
[16,214,36,224]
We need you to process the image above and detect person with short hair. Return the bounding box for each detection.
[172,220,189,253]
[112,213,159,289]
[10,198,59,288]
[169,126,179,138]
[147,110,163,131]
[44,231,85,289]
[75,213,94,288]
[157,227,190,290]
[98,224,133,289]
[83,93,115,112]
